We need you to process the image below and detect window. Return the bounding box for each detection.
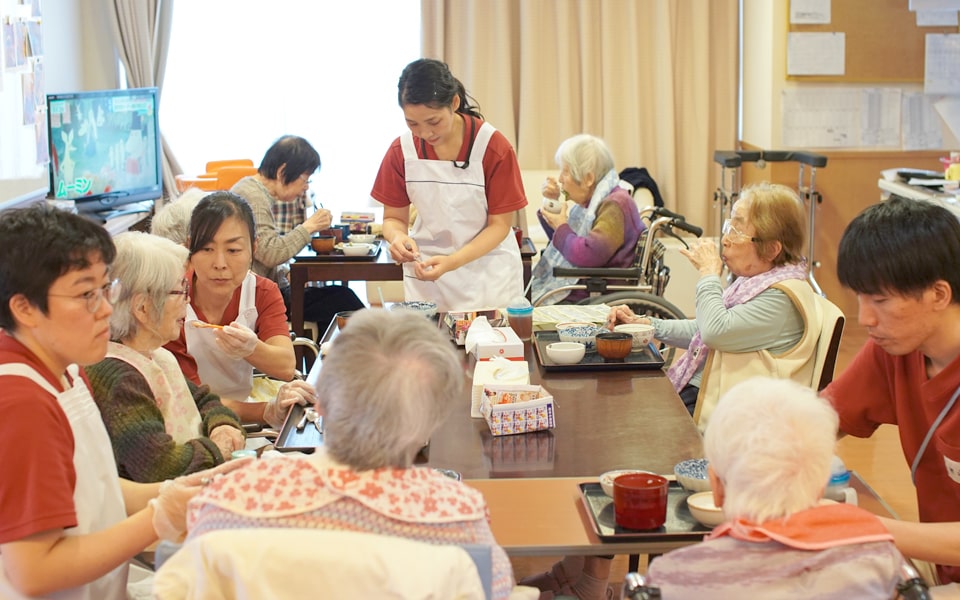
[161,1,420,215]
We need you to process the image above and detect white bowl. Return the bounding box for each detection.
[555,322,599,350]
[599,469,655,497]
[674,458,711,492]
[348,233,377,244]
[391,300,438,319]
[614,323,656,348]
[542,198,563,214]
[686,491,724,527]
[545,341,585,365]
[340,242,374,256]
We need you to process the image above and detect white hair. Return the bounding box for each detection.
[554,134,615,185]
[150,188,208,246]
[704,377,839,523]
[109,232,189,342]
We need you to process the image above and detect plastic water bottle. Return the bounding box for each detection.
[824,455,857,505]
[505,298,534,341]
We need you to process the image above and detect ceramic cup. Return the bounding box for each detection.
[613,472,669,530]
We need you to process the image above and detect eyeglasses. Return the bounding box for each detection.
[298,174,313,186]
[48,279,121,314]
[722,219,761,243]
[168,279,190,302]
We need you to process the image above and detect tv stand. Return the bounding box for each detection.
[84,200,154,235]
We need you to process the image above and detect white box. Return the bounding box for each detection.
[471,327,524,361]
[471,360,529,418]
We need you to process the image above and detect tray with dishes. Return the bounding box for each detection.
[273,403,322,453]
[297,242,382,262]
[579,481,709,542]
[533,331,664,371]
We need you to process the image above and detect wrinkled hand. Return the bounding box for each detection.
[209,424,244,457]
[387,234,420,264]
[680,239,724,277]
[539,199,569,230]
[541,176,561,200]
[149,458,253,541]
[215,322,258,359]
[263,380,316,428]
[605,305,651,330]
[304,208,333,233]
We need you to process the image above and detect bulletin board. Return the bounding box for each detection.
[788,0,957,82]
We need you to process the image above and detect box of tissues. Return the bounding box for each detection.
[465,317,524,361]
[471,358,529,418]
[480,384,555,436]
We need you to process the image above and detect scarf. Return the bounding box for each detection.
[667,261,808,390]
[531,168,624,305]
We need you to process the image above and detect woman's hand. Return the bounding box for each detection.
[209,425,244,457]
[679,239,724,277]
[387,233,421,264]
[414,254,452,281]
[542,176,561,200]
[263,380,317,428]
[216,322,259,359]
[605,305,652,330]
[539,199,569,230]
[304,208,333,233]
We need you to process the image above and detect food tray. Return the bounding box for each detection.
[296,243,382,262]
[274,403,322,452]
[533,331,665,371]
[578,482,709,542]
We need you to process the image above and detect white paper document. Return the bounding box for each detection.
[916,10,959,26]
[790,0,831,24]
[925,34,960,95]
[902,92,943,150]
[787,32,845,76]
[934,96,960,145]
[782,88,860,147]
[861,88,902,147]
[910,0,960,10]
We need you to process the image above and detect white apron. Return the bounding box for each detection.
[184,271,259,401]
[105,342,203,444]
[0,364,128,600]
[401,121,523,312]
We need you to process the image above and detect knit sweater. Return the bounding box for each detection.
[87,357,243,482]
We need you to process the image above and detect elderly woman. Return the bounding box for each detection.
[186,309,515,599]
[647,377,906,597]
[531,134,645,305]
[86,231,246,482]
[609,182,820,423]
[150,187,206,246]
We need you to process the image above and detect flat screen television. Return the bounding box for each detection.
[46,87,162,214]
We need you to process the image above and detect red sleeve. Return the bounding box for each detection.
[370,138,410,208]
[822,339,898,438]
[255,275,291,341]
[481,129,528,215]
[0,378,77,543]
[164,331,200,386]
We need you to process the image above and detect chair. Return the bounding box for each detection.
[153,529,490,599]
[812,293,845,391]
[173,159,256,193]
[215,165,258,190]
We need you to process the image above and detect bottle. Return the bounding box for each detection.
[824,455,857,505]
[505,298,534,341]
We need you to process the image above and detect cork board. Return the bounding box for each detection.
[788,0,957,82]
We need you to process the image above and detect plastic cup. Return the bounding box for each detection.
[506,299,534,341]
[613,473,669,530]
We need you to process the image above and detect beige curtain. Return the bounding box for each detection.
[421,0,738,234]
[103,0,181,206]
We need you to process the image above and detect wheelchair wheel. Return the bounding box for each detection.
[583,291,687,366]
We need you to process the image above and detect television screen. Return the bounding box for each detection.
[46,87,163,214]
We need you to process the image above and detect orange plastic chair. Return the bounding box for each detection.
[175,159,257,193]
[205,158,254,174]
[216,165,259,190]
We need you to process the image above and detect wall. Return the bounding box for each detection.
[0,0,117,207]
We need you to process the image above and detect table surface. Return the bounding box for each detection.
[306,318,703,480]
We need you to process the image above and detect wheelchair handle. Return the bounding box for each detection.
[671,220,702,237]
[650,207,703,237]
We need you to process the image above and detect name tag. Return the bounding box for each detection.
[944,455,960,485]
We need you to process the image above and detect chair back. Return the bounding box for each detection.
[205,158,254,173]
[215,165,259,191]
[812,294,845,391]
[153,528,488,599]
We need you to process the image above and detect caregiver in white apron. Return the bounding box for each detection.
[373,58,526,313]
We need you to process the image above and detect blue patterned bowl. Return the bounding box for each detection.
[555,322,600,350]
[674,458,711,492]
[391,301,438,319]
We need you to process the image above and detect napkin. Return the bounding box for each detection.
[465,316,494,355]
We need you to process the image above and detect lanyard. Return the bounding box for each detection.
[911,384,960,485]
[419,114,477,169]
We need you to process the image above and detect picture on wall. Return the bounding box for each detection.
[2,22,16,69]
[21,70,35,124]
[26,21,41,56]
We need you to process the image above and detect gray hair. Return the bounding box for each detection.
[150,188,208,246]
[109,232,189,342]
[704,377,838,523]
[554,134,615,185]
[317,308,464,470]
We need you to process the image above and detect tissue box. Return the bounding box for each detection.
[471,360,529,418]
[480,384,555,436]
[445,309,501,345]
[472,327,524,361]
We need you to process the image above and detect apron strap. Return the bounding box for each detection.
[911,384,960,485]
[0,363,61,396]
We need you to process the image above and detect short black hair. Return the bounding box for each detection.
[397,58,483,120]
[838,196,960,301]
[188,192,256,257]
[257,135,320,185]
[0,205,115,329]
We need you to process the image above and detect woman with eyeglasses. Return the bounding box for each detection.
[370,58,527,312]
[608,182,820,424]
[86,231,247,482]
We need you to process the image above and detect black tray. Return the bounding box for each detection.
[296,243,382,262]
[274,403,322,452]
[533,330,665,371]
[579,482,709,542]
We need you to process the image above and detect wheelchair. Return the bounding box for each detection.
[533,206,703,366]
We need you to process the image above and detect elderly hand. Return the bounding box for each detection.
[304,208,333,233]
[605,305,652,330]
[209,425,244,457]
[542,176,561,200]
[539,199,569,230]
[680,239,724,277]
[216,322,258,359]
[149,458,253,540]
[263,380,317,428]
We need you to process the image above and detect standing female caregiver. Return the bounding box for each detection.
[371,58,527,311]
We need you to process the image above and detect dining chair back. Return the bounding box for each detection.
[215,165,259,191]
[811,293,845,391]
